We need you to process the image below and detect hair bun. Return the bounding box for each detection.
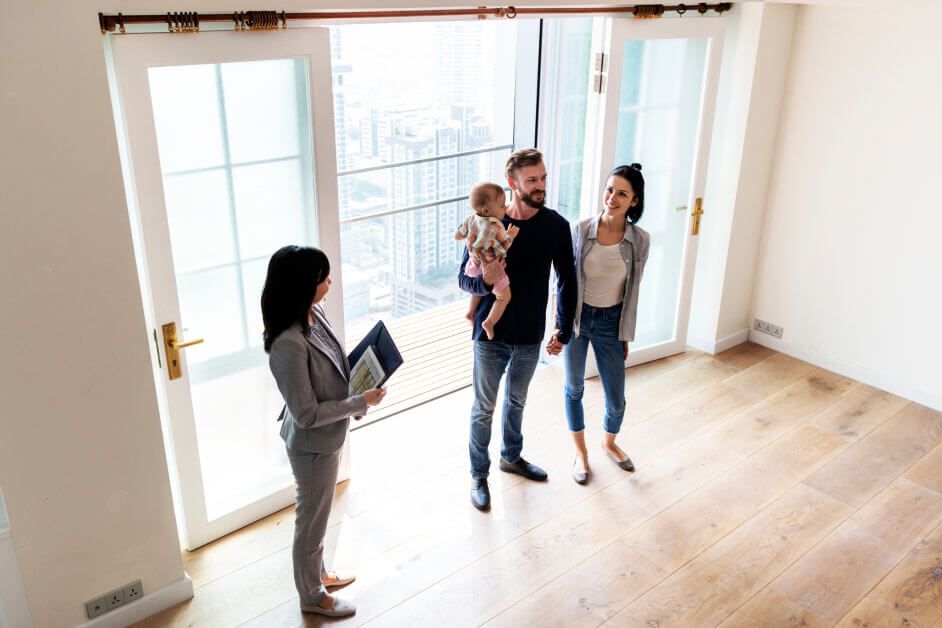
[630,162,642,171]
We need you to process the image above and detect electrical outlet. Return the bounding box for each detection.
[105,587,126,611]
[85,596,108,619]
[125,579,143,602]
[754,318,783,338]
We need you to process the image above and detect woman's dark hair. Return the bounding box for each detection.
[261,245,330,353]
[607,163,645,225]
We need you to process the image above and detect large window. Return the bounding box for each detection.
[540,18,593,222]
[328,22,517,341]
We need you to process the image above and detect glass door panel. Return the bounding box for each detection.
[111,29,338,548]
[612,37,708,349]
[585,17,724,365]
[147,58,313,522]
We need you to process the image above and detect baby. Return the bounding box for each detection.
[455,182,519,340]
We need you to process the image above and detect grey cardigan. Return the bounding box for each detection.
[571,216,651,342]
[268,304,368,454]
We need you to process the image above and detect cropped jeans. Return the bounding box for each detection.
[563,303,626,434]
[469,340,541,479]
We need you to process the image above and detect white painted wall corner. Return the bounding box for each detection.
[688,328,750,355]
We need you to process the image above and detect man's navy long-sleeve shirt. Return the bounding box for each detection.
[457,206,576,345]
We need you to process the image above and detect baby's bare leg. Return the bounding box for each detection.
[481,286,511,340]
[467,294,482,323]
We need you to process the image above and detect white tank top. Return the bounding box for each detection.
[583,242,628,308]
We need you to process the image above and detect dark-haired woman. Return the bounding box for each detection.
[563,164,649,485]
[262,245,386,617]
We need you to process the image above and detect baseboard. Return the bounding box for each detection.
[687,328,750,355]
[747,331,942,412]
[75,575,193,628]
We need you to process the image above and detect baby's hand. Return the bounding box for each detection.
[506,225,520,239]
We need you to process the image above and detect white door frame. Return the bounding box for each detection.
[110,28,341,550]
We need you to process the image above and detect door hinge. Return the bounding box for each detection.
[691,197,704,236]
[592,52,605,93]
[594,52,605,72]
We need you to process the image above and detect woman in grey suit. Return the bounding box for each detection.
[261,245,386,618]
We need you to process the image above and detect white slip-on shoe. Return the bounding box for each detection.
[300,596,356,617]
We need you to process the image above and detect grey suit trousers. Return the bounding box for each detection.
[286,446,342,606]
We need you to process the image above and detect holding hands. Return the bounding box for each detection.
[545,331,564,356]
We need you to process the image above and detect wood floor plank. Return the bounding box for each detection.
[707,368,857,457]
[716,587,830,628]
[630,424,846,573]
[867,520,942,627]
[832,596,916,628]
[620,354,740,427]
[809,384,910,441]
[711,341,776,371]
[607,483,851,628]
[721,351,816,399]
[904,440,942,494]
[483,544,667,628]
[770,478,942,622]
[364,486,650,628]
[803,403,942,507]
[624,381,767,469]
[126,349,938,628]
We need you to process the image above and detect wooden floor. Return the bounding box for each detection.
[132,343,942,628]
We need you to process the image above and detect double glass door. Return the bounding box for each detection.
[111,15,724,550]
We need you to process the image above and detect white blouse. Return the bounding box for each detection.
[582,242,628,308]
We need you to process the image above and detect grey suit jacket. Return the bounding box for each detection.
[268,304,368,454]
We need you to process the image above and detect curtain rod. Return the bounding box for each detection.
[99,4,732,34]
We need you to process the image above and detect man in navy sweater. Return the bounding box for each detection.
[458,148,577,511]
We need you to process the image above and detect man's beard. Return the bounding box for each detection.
[518,190,545,209]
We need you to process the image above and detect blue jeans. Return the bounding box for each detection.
[469,340,541,479]
[564,303,626,434]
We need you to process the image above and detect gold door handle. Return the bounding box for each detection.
[170,337,205,350]
[691,197,704,236]
[161,322,203,381]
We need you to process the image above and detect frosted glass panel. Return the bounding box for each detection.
[177,266,244,362]
[147,55,316,525]
[241,258,268,348]
[149,64,225,172]
[163,170,236,273]
[221,59,303,163]
[232,160,307,259]
[191,362,291,521]
[615,38,707,349]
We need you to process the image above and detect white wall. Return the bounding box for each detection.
[689,2,797,353]
[750,4,942,409]
[0,3,188,627]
